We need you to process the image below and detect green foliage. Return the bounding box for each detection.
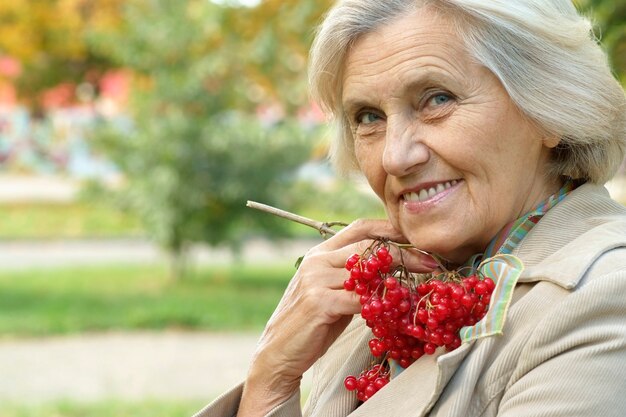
[0,202,142,239]
[576,0,626,84]
[0,400,205,417]
[287,178,386,237]
[88,0,320,277]
[93,115,315,254]
[0,263,293,337]
[0,0,124,107]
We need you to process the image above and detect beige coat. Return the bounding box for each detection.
[196,183,626,417]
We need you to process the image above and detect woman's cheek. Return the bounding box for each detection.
[356,142,387,196]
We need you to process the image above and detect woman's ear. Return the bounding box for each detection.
[542,135,560,149]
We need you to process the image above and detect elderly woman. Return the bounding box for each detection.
[198,0,626,416]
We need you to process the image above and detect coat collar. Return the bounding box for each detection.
[309,183,626,417]
[351,342,474,417]
[515,183,626,288]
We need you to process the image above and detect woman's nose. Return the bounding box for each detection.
[382,116,430,176]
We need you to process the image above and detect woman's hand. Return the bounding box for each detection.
[237,219,438,417]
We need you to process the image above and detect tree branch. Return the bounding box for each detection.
[246,201,344,237]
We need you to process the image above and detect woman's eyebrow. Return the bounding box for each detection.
[342,71,459,114]
[401,70,459,92]
[342,99,375,118]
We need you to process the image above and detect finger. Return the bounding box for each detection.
[314,219,408,253]
[323,241,439,274]
[389,246,440,273]
[324,288,362,318]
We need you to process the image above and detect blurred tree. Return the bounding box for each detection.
[0,0,125,109]
[90,0,329,279]
[575,0,626,84]
[0,0,621,107]
[230,0,334,112]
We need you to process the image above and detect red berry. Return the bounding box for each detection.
[398,299,411,313]
[372,326,388,338]
[345,254,360,271]
[435,304,450,320]
[450,285,465,300]
[475,281,488,295]
[411,325,425,340]
[384,277,398,290]
[399,358,412,368]
[416,308,429,324]
[342,243,486,402]
[344,375,358,391]
[434,282,449,296]
[389,349,402,360]
[481,293,492,305]
[355,283,368,295]
[461,293,476,308]
[362,268,376,281]
[430,332,443,346]
[350,266,363,280]
[424,342,437,355]
[426,317,439,330]
[374,377,388,390]
[464,275,478,289]
[370,299,383,315]
[446,336,462,351]
[366,257,381,272]
[376,246,390,260]
[442,331,455,345]
[411,346,424,359]
[364,384,377,397]
[343,279,356,291]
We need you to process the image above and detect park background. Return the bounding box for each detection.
[0,0,624,416]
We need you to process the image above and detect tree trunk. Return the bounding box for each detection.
[168,245,189,281]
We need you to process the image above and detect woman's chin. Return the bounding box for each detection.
[403,236,478,266]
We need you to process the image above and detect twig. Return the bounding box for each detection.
[246,201,344,237]
[246,200,451,269]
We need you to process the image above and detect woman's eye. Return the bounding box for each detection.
[357,111,382,125]
[427,93,453,107]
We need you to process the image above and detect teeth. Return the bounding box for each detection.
[404,180,458,203]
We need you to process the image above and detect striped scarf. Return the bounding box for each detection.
[483,180,576,258]
[391,180,577,376]
[459,180,576,342]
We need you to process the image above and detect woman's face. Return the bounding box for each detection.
[342,7,561,264]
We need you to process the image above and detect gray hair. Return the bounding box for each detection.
[309,0,626,184]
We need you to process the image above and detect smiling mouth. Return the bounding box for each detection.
[403,180,459,203]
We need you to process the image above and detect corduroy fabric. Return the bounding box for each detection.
[196,183,626,417]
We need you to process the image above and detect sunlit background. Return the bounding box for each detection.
[0,0,623,416]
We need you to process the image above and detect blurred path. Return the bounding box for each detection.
[0,331,312,403]
[0,237,320,269]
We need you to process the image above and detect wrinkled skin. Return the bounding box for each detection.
[238,5,561,416]
[343,7,561,264]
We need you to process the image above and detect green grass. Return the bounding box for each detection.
[0,400,206,417]
[0,263,293,337]
[0,202,143,239]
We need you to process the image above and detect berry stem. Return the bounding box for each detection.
[247,201,451,268]
[246,200,342,238]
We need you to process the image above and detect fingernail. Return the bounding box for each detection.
[423,256,440,270]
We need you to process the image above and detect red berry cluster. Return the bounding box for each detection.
[343,241,495,402]
[343,364,390,402]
